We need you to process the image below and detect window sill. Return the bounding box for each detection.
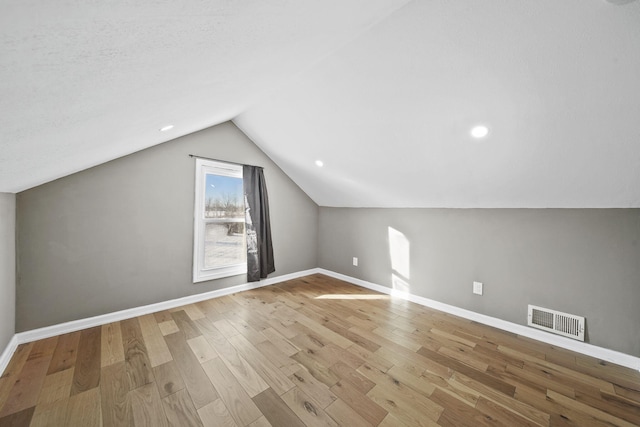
[193,264,247,283]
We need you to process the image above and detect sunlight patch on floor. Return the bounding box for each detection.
[315,294,390,300]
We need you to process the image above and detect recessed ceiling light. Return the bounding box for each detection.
[470,125,490,139]
[315,160,324,167]
[160,125,174,132]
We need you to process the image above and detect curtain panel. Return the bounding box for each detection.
[243,165,275,282]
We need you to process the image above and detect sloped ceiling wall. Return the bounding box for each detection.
[235,0,640,207]
[2,0,639,207]
[0,0,410,192]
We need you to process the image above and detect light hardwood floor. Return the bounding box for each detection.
[1,274,639,426]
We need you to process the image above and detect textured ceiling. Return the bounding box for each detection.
[0,0,409,192]
[2,1,639,207]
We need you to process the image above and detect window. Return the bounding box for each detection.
[193,159,247,282]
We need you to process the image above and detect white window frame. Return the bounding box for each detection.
[193,158,247,283]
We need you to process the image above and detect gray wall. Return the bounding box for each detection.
[16,122,318,331]
[318,208,640,357]
[0,193,16,353]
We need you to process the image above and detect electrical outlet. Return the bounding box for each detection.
[473,281,483,295]
[353,257,358,266]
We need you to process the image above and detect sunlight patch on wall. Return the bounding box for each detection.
[392,274,411,294]
[388,226,411,294]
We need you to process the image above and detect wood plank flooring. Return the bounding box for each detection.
[1,274,639,426]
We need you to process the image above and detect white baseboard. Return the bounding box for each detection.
[0,334,19,377]
[318,268,640,372]
[11,269,317,351]
[3,267,638,375]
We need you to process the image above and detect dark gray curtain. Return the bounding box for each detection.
[243,165,275,282]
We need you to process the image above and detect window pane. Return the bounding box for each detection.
[194,159,246,282]
[204,174,244,219]
[204,222,246,269]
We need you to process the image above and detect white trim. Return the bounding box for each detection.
[0,335,19,376]
[14,269,317,345]
[317,268,640,372]
[193,158,247,283]
[4,267,639,374]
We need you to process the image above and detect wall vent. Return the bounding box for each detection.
[527,305,585,341]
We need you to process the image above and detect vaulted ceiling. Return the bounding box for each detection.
[2,0,639,207]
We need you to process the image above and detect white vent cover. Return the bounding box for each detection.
[527,305,585,341]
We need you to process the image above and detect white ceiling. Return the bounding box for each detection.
[2,0,640,207]
[0,0,410,192]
